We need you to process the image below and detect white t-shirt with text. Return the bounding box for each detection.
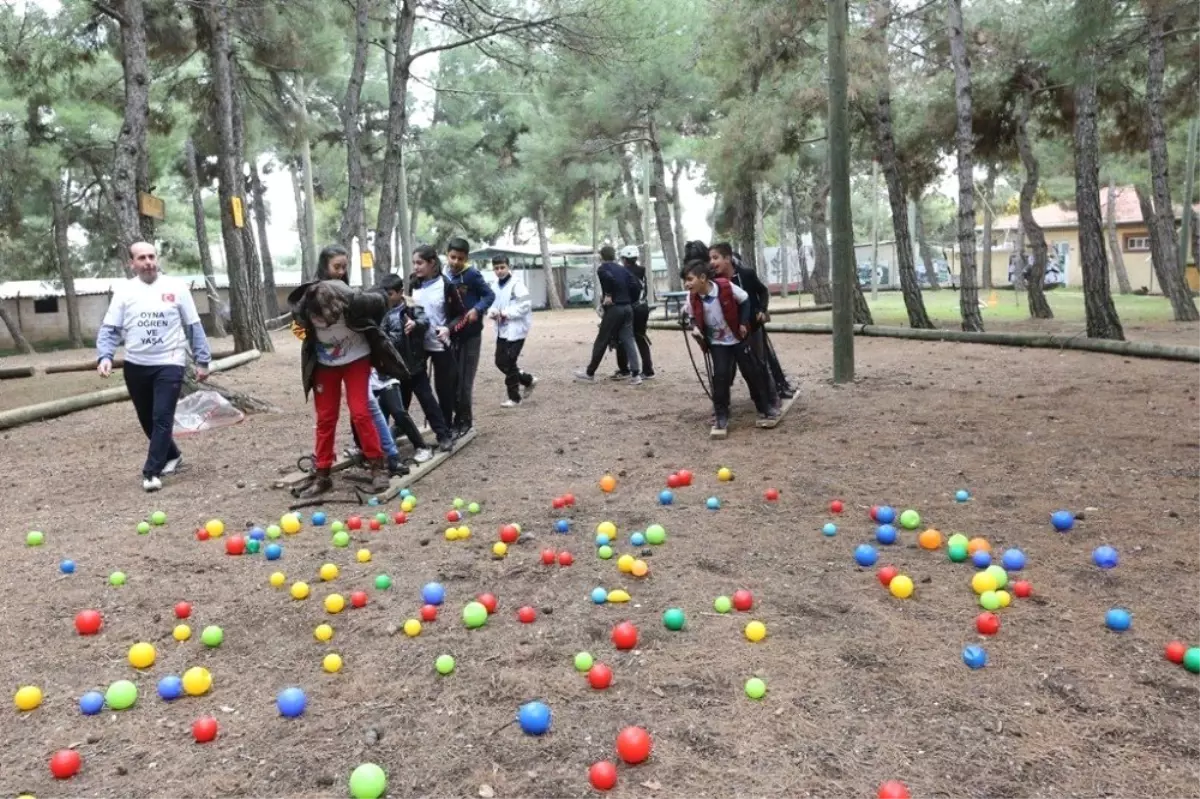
[312,318,371,367]
[101,276,201,367]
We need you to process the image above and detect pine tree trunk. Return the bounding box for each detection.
[536,205,564,311]
[1144,10,1199,319]
[338,0,372,249]
[0,304,33,354]
[619,151,645,249]
[670,163,687,289]
[647,115,679,288]
[296,84,318,282]
[49,174,84,348]
[397,151,412,276]
[291,164,313,279]
[947,0,983,330]
[110,0,151,260]
[249,161,279,317]
[185,138,225,337]
[1072,55,1124,340]
[1016,89,1053,319]
[1106,179,1132,294]
[732,181,757,273]
[809,172,833,305]
[204,0,272,353]
[777,200,789,298]
[231,75,269,322]
[753,183,769,281]
[914,198,941,290]
[981,163,995,289]
[786,183,813,294]
[373,2,418,281]
[877,95,933,327]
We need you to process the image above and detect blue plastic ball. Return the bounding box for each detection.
[962,645,988,669]
[400,489,412,498]
[60,559,76,574]
[1001,549,1026,571]
[971,550,992,568]
[590,587,608,604]
[706,497,721,510]
[1093,545,1119,570]
[595,534,610,547]
[1105,608,1131,631]
[955,489,970,503]
[265,543,282,561]
[157,675,183,701]
[875,506,896,524]
[277,687,308,717]
[422,582,446,606]
[248,527,266,541]
[311,511,327,526]
[367,496,379,506]
[555,519,570,533]
[854,544,878,567]
[822,523,837,536]
[517,701,551,735]
[630,532,646,547]
[875,524,897,545]
[1051,510,1075,532]
[79,690,105,715]
[659,490,674,505]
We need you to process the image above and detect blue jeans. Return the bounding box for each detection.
[123,363,184,478]
[367,393,398,459]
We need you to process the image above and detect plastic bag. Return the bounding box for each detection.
[174,389,245,436]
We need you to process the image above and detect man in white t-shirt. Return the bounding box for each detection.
[96,242,212,492]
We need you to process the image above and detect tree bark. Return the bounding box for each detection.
[1106,179,1133,294]
[947,0,983,330]
[1015,89,1053,319]
[786,183,813,294]
[981,163,995,290]
[1144,12,1199,319]
[777,198,789,298]
[619,150,646,251]
[203,0,272,353]
[109,0,151,261]
[670,161,687,278]
[808,171,833,305]
[185,139,225,337]
[536,204,564,310]
[0,304,33,354]
[338,0,372,249]
[373,1,418,281]
[49,173,84,348]
[249,160,279,317]
[646,117,679,291]
[231,69,269,318]
[1072,52,1124,340]
[913,197,941,290]
[732,180,757,273]
[397,151,413,276]
[753,183,769,281]
[876,96,933,327]
[296,78,318,281]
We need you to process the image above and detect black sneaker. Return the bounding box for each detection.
[437,436,454,453]
[779,387,795,399]
[714,413,729,430]
[608,370,630,380]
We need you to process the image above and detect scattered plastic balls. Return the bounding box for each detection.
[556,519,571,533]
[616,726,652,764]
[403,619,422,637]
[898,509,920,529]
[265,543,282,560]
[744,621,767,642]
[763,488,780,502]
[14,685,42,711]
[128,642,156,668]
[105,679,138,710]
[889,575,914,599]
[706,497,721,511]
[26,530,45,546]
[658,490,674,505]
[60,559,76,574]
[182,667,212,696]
[422,582,446,605]
[588,663,613,690]
[591,587,608,604]
[192,716,218,743]
[109,571,127,586]
[875,524,897,544]
[311,511,327,526]
[1093,545,1119,569]
[517,701,552,735]
[314,624,334,642]
[645,524,666,545]
[612,622,639,650]
[463,602,488,629]
[955,489,970,502]
[732,590,754,611]
[662,608,685,631]
[50,748,81,779]
[962,645,988,669]
[1105,608,1132,631]
[744,677,767,699]
[713,595,732,613]
[599,474,617,493]
[971,550,992,569]
[75,609,102,635]
[79,690,105,714]
[200,625,224,648]
[323,653,343,673]
[854,544,878,567]
[878,780,912,799]
[281,514,301,534]
[875,506,896,524]
[917,529,942,550]
[589,761,618,791]
[630,532,646,547]
[1051,510,1075,531]
[1012,580,1032,598]
[435,654,456,675]
[822,523,837,536]
[277,687,307,717]
[1001,548,1026,571]
[349,763,388,799]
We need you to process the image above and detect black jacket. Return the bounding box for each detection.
[624,263,648,305]
[730,264,770,322]
[380,300,430,375]
[597,261,638,305]
[287,279,410,397]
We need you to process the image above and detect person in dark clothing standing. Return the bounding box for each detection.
[611,245,655,379]
[575,245,642,384]
[445,237,495,437]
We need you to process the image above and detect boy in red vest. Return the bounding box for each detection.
[680,259,778,432]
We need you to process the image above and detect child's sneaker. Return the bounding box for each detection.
[501,399,519,408]
[629,374,644,386]
[573,370,595,382]
[522,376,538,397]
[142,475,162,492]
[413,448,434,464]
[607,370,630,380]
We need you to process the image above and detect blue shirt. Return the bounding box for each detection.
[448,266,495,337]
[597,261,638,305]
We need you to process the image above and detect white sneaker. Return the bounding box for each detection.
[501,399,519,408]
[523,376,538,398]
[143,476,162,492]
[413,448,433,464]
[162,455,182,475]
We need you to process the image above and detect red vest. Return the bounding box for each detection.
[689,278,744,342]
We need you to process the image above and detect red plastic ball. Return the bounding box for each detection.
[75,609,102,635]
[732,590,754,612]
[420,604,438,622]
[976,612,1000,636]
[350,591,368,608]
[557,551,574,567]
[393,511,407,524]
[877,565,899,587]
[500,524,519,544]
[589,761,618,791]
[677,469,693,486]
[174,602,192,619]
[830,499,844,514]
[1012,580,1032,598]
[763,488,780,502]
[552,497,566,509]
[446,510,461,523]
[368,519,381,531]
[666,474,682,489]
[192,716,218,743]
[869,505,880,521]
[477,593,498,614]
[50,749,81,779]
[877,780,911,799]
[347,516,363,530]
[196,528,210,541]
[563,493,576,506]
[1166,641,1187,664]
[615,726,652,764]
[612,621,639,650]
[541,549,557,565]
[518,606,537,624]
[587,663,613,690]
[224,535,245,556]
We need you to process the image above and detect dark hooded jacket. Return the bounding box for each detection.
[378,293,431,374]
[287,279,410,397]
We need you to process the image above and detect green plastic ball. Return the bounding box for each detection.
[105,679,138,709]
[462,601,488,629]
[984,565,1008,589]
[1184,647,1200,674]
[374,512,388,524]
[899,509,921,530]
[662,608,685,631]
[714,596,732,613]
[947,542,969,562]
[349,762,388,799]
[597,545,614,560]
[331,521,346,533]
[246,538,261,554]
[374,574,392,590]
[645,524,666,545]
[574,651,594,672]
[109,571,127,586]
[453,498,465,509]
[468,502,481,514]
[435,654,456,675]
[332,531,351,548]
[979,590,1001,610]
[266,525,282,539]
[137,521,152,535]
[201,625,224,647]
[25,531,44,546]
[744,677,767,699]
[151,511,167,525]
[947,533,968,548]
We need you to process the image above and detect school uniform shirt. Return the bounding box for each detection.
[684,281,749,346]
[311,317,371,367]
[97,275,211,368]
[413,276,448,352]
[447,266,495,337]
[489,275,532,341]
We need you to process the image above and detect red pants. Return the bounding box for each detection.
[312,357,382,469]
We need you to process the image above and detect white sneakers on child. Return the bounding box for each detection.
[501,399,519,408]
[413,448,433,464]
[143,476,162,492]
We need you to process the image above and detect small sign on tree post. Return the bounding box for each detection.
[138,192,165,221]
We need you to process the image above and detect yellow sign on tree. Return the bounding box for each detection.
[361,251,374,268]
[231,197,244,228]
[138,192,165,220]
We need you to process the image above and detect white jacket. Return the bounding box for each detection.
[488,275,533,341]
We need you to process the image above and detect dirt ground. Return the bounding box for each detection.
[1,310,1198,799]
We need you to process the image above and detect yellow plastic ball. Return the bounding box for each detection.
[314,623,334,642]
[182,666,212,696]
[322,653,343,673]
[281,514,302,534]
[173,624,192,642]
[744,621,767,642]
[403,619,422,637]
[319,563,339,582]
[204,519,225,537]
[457,525,471,539]
[971,571,998,595]
[14,685,42,711]
[996,589,1012,608]
[356,548,372,563]
[291,581,311,600]
[325,593,346,614]
[597,521,617,537]
[617,554,635,573]
[269,571,286,587]
[401,499,415,513]
[445,527,459,541]
[492,541,508,557]
[631,559,649,577]
[717,467,733,482]
[128,642,156,669]
[889,574,915,598]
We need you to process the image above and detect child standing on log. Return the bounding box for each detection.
[409,245,466,436]
[445,238,495,436]
[487,254,537,407]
